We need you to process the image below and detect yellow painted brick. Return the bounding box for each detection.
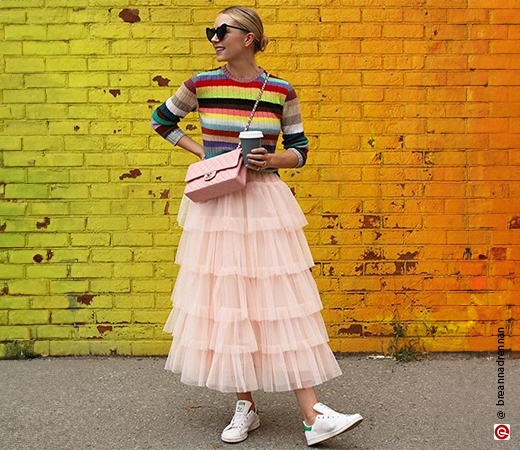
[5,57,45,73]
[48,280,89,294]
[9,310,49,325]
[277,8,319,22]
[132,341,171,356]
[49,122,89,136]
[128,216,169,230]
[26,262,69,278]
[90,24,130,39]
[5,25,46,40]
[69,170,109,183]
[47,24,87,40]
[0,265,24,278]
[87,217,127,231]
[0,42,22,55]
[50,341,90,356]
[0,326,31,341]
[27,202,68,217]
[96,310,132,323]
[23,41,69,56]
[3,89,45,103]
[68,73,109,87]
[70,263,113,278]
[135,25,174,39]
[113,295,155,309]
[26,105,68,120]
[70,233,111,247]
[49,185,89,199]
[85,153,126,167]
[70,40,109,55]
[36,325,73,339]
[26,232,70,248]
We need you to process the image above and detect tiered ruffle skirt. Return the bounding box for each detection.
[163,169,342,392]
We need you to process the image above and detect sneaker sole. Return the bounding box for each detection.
[306,415,363,446]
[221,418,260,444]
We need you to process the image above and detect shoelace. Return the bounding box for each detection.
[227,412,248,430]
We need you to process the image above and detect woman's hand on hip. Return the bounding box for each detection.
[246,147,272,171]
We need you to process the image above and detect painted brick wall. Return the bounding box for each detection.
[0,0,519,358]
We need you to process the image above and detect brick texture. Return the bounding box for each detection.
[0,0,519,358]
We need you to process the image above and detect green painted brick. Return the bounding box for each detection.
[96,310,131,323]
[8,279,48,295]
[128,216,169,230]
[51,249,89,263]
[0,0,44,7]
[89,279,130,293]
[71,264,113,278]
[1,121,48,136]
[49,280,89,294]
[27,168,69,183]
[85,153,126,167]
[36,325,73,339]
[112,325,155,340]
[26,9,68,24]
[134,248,175,262]
[26,265,68,278]
[0,326,31,340]
[112,202,154,215]
[0,201,28,216]
[0,10,27,23]
[91,185,128,198]
[0,264,24,278]
[47,24,87,40]
[0,234,25,247]
[27,233,69,247]
[0,41,22,55]
[51,309,95,324]
[64,136,105,151]
[9,310,50,325]
[70,233,111,246]
[86,217,127,231]
[0,168,25,183]
[33,341,49,356]
[49,341,90,356]
[0,296,31,309]
[5,57,45,73]
[70,40,109,55]
[0,311,7,325]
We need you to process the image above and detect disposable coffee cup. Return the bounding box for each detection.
[239,131,264,166]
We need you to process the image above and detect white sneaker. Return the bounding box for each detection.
[221,400,260,443]
[303,402,363,446]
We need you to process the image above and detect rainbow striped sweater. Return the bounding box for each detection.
[150,65,309,167]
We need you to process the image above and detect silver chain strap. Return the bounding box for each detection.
[242,71,270,134]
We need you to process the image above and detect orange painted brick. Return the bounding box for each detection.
[447,71,488,86]
[470,55,520,69]
[383,24,424,38]
[363,8,402,22]
[404,41,446,54]
[448,41,489,54]
[467,86,508,102]
[427,87,466,102]
[490,40,520,53]
[448,8,488,23]
[468,118,508,133]
[426,24,468,40]
[340,24,381,38]
[362,39,403,54]
[403,9,446,23]
[470,25,508,40]
[445,102,488,118]
[426,55,467,70]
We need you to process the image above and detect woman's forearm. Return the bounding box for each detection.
[176,135,204,160]
[269,149,299,169]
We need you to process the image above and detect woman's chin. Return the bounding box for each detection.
[215,53,227,62]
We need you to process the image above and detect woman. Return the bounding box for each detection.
[151,6,363,446]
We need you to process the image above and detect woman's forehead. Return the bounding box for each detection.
[214,13,234,27]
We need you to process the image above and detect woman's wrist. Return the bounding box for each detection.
[268,149,300,169]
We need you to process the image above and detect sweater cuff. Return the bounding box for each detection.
[288,148,305,168]
[165,128,186,147]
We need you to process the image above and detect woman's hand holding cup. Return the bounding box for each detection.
[246,147,271,171]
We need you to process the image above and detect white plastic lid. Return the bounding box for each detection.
[239,131,263,139]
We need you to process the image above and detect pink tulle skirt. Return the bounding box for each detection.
[163,169,342,392]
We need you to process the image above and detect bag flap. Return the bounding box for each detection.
[185,149,242,182]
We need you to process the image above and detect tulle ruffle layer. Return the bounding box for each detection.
[164,171,342,392]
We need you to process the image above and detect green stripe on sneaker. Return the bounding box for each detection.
[303,422,312,432]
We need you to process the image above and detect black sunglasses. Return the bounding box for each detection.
[206,23,251,42]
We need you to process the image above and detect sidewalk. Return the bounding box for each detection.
[1,354,518,450]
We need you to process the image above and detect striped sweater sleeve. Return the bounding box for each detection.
[150,75,198,146]
[281,82,309,168]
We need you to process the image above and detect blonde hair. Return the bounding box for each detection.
[219,6,269,53]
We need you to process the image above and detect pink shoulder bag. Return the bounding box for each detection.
[184,72,270,203]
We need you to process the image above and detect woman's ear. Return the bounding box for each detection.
[244,32,255,49]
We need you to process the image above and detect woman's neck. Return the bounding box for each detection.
[224,59,261,81]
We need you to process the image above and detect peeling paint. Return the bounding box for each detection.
[119,8,141,23]
[508,216,520,229]
[164,201,170,215]
[77,294,94,306]
[0,222,6,232]
[338,324,363,335]
[362,249,384,260]
[97,325,113,334]
[152,75,170,86]
[360,215,380,228]
[185,124,197,131]
[36,217,50,229]
[160,189,170,199]
[119,169,142,180]
[329,235,338,245]
[397,251,419,260]
[33,254,44,263]
[108,89,121,97]
[491,247,507,260]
